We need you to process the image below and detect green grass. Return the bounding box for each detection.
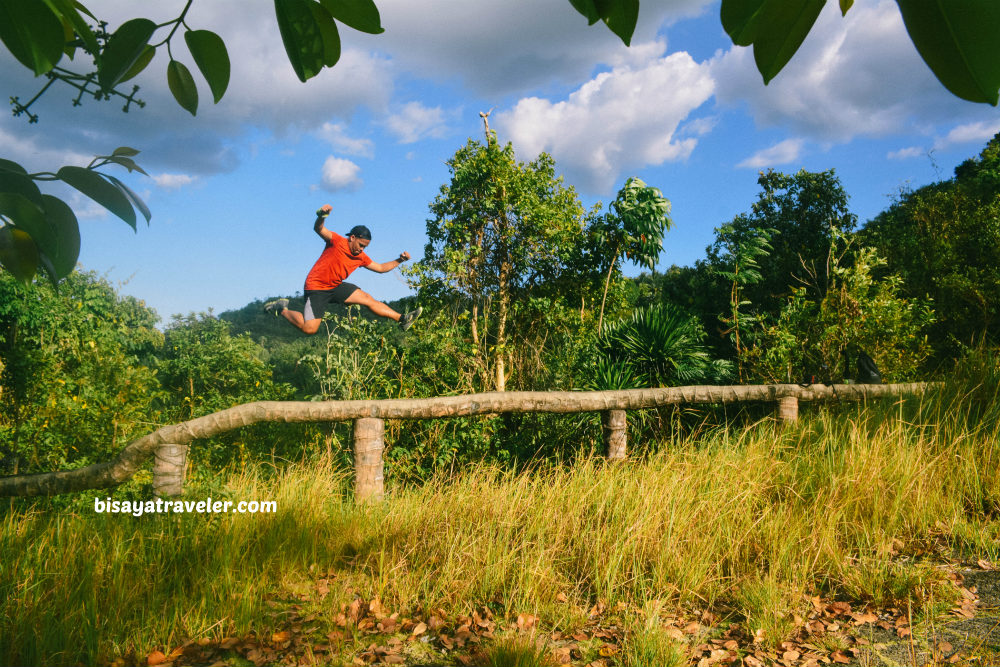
[2,366,1000,665]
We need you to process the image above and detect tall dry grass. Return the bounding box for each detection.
[1,354,998,665]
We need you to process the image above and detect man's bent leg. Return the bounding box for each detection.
[344,289,401,321]
[281,308,322,335]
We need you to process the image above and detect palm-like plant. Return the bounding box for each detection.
[592,304,732,389]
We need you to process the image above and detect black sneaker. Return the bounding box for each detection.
[399,307,422,331]
[264,298,289,315]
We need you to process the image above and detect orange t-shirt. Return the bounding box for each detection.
[304,232,372,291]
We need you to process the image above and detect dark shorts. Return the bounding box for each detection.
[303,283,360,321]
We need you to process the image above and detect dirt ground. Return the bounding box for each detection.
[851,569,1000,666]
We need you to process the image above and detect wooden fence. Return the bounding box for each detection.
[0,382,935,501]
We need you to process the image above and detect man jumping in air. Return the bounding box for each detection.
[265,204,421,334]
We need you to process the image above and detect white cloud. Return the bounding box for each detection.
[710,0,996,143]
[373,0,715,96]
[384,102,450,144]
[934,120,1000,150]
[153,173,197,189]
[495,43,714,193]
[0,127,93,172]
[737,139,806,169]
[317,123,375,158]
[320,156,363,191]
[887,146,924,160]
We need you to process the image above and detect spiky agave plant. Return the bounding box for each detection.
[595,303,733,388]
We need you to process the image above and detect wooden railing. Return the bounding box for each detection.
[0,383,936,501]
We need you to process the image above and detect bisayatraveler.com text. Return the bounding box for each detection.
[94,497,277,516]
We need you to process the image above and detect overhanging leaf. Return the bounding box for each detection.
[185,29,230,103]
[0,226,39,282]
[43,0,99,55]
[98,18,156,91]
[318,0,384,34]
[275,0,332,82]
[101,155,148,176]
[39,194,80,279]
[595,0,639,46]
[117,44,155,84]
[0,192,50,263]
[567,0,601,25]
[0,158,30,175]
[752,0,825,84]
[0,170,45,207]
[0,0,65,75]
[896,0,1000,105]
[308,1,340,67]
[57,166,137,229]
[721,0,766,46]
[167,60,199,115]
[103,174,151,224]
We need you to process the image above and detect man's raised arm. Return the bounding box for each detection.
[314,204,333,242]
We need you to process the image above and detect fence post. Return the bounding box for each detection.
[152,444,188,498]
[776,396,799,423]
[603,409,627,460]
[354,417,385,502]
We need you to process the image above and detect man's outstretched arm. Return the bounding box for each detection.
[365,251,411,273]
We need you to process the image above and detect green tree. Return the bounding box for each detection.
[414,134,585,391]
[710,169,857,318]
[0,270,163,474]
[158,313,289,421]
[156,312,298,468]
[585,177,673,331]
[709,221,773,381]
[745,247,934,383]
[860,133,1000,356]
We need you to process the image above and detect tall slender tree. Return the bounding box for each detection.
[415,129,584,391]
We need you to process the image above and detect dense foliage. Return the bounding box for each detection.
[2,135,999,487]
[861,133,1000,358]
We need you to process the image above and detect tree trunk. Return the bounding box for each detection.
[471,302,479,347]
[603,409,627,460]
[597,248,619,333]
[152,444,188,497]
[776,396,798,423]
[353,418,384,501]
[495,265,511,392]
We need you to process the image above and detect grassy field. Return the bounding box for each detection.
[2,362,1000,666]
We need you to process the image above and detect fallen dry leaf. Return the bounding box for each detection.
[146,650,167,666]
[517,614,537,631]
[851,611,878,625]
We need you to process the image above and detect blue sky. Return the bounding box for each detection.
[2,0,999,322]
